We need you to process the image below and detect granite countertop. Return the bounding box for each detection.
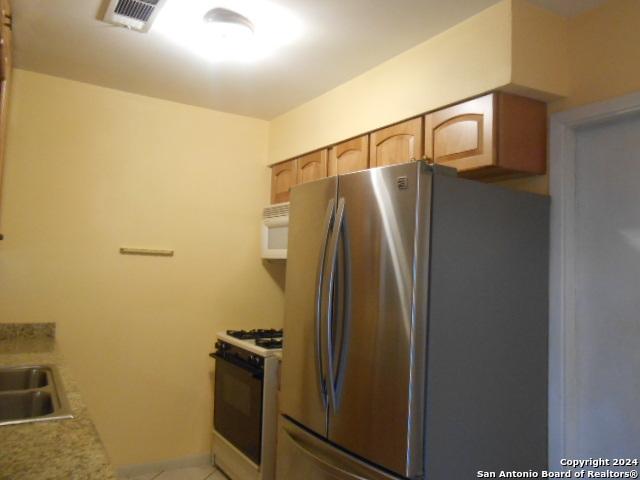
[0,323,117,480]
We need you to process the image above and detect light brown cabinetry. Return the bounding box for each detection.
[0,1,10,83]
[329,135,369,176]
[369,117,423,168]
[269,91,547,203]
[0,0,11,239]
[424,92,546,178]
[297,149,328,185]
[271,159,297,204]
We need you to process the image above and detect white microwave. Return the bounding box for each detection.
[261,202,289,260]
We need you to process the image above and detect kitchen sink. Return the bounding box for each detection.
[0,365,73,426]
[0,391,54,421]
[0,366,49,391]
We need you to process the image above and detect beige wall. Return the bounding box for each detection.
[509,0,569,99]
[0,69,285,466]
[267,0,570,167]
[551,0,640,112]
[268,0,513,164]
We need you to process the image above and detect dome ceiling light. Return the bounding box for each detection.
[153,0,303,63]
[203,8,255,42]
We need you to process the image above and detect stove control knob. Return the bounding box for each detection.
[215,341,229,351]
[248,354,261,366]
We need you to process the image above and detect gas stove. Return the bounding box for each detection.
[211,329,281,478]
[216,329,283,357]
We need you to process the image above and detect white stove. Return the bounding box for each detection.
[211,328,282,480]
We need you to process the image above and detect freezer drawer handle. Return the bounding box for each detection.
[284,428,368,480]
[315,199,335,407]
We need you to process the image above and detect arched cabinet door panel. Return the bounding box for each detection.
[329,136,369,176]
[425,94,494,172]
[370,118,423,168]
[425,93,546,179]
[297,149,328,185]
[271,159,298,204]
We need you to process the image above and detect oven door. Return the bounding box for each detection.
[214,354,264,465]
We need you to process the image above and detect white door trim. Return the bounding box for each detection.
[549,90,640,469]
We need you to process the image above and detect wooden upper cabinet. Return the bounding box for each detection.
[425,94,493,171]
[0,0,10,240]
[297,149,328,184]
[269,91,547,204]
[329,135,369,176]
[425,92,546,178]
[271,159,297,204]
[0,5,9,83]
[369,117,423,168]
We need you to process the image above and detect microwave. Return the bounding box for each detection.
[261,203,289,260]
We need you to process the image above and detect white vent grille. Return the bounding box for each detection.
[103,0,167,32]
[263,203,290,220]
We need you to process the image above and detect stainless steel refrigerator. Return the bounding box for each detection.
[277,162,549,480]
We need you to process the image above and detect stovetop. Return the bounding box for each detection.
[254,337,283,349]
[216,329,283,357]
[226,328,283,340]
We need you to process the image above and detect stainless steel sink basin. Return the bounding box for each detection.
[0,365,73,426]
[0,366,49,391]
[0,391,54,421]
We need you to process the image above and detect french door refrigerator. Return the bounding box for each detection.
[277,162,549,480]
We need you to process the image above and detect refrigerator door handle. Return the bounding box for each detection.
[333,202,351,411]
[315,199,335,407]
[325,197,346,412]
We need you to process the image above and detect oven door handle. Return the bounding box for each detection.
[210,352,263,379]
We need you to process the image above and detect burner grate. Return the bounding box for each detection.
[227,328,283,340]
[255,338,283,349]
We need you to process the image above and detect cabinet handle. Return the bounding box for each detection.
[421,154,434,165]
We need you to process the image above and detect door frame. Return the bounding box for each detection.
[549,90,640,469]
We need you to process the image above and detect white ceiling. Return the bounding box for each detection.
[13,0,607,119]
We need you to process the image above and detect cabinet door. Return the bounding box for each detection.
[424,94,495,172]
[0,7,10,238]
[370,118,423,168]
[329,135,369,176]
[0,5,9,82]
[297,149,328,184]
[271,159,298,204]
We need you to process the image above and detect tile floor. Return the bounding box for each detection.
[123,465,227,480]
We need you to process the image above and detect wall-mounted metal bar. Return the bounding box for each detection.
[119,247,174,257]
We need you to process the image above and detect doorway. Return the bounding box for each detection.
[550,93,640,469]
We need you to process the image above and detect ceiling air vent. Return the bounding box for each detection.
[103,0,167,33]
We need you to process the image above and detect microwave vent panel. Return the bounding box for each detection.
[263,203,290,220]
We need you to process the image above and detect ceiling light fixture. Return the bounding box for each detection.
[153,0,303,63]
[203,8,254,43]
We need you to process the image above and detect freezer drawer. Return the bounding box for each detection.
[276,416,401,480]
